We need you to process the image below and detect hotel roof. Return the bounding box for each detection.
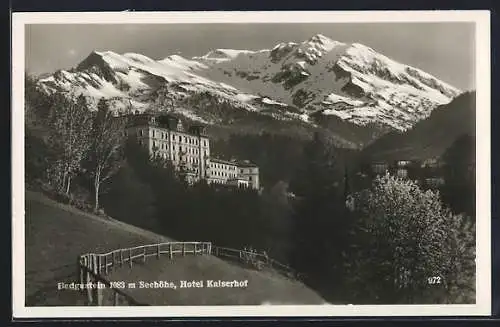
[209,157,258,168]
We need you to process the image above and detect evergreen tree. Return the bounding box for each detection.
[288,132,350,299]
[440,134,475,216]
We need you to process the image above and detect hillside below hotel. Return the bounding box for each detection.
[125,112,260,189]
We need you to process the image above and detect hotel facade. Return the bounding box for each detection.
[125,113,260,190]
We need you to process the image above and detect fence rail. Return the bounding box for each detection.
[77,241,212,306]
[77,241,297,306]
[211,246,298,279]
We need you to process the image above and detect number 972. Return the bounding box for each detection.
[427,276,442,285]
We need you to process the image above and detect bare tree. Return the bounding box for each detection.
[46,93,92,195]
[87,98,127,212]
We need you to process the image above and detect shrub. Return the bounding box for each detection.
[348,173,475,304]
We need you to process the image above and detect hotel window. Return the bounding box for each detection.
[139,130,143,136]
[152,130,155,138]
[178,136,181,142]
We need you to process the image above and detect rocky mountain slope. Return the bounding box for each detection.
[359,91,475,161]
[35,34,461,147]
[197,34,460,130]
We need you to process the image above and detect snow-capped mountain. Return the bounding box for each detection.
[197,34,460,130]
[36,34,462,147]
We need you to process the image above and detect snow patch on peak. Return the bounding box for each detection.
[91,51,131,73]
[123,53,155,63]
[309,33,332,43]
[349,43,375,51]
[272,42,298,51]
[194,49,260,64]
[216,49,256,58]
[160,55,209,70]
[304,34,344,52]
[261,97,288,106]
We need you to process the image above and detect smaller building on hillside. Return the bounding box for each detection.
[236,160,260,190]
[206,158,239,185]
[206,157,259,190]
[423,177,445,188]
[370,162,389,175]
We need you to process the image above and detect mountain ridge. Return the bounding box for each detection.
[35,34,462,147]
[359,91,475,161]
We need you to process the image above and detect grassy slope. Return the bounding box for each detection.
[25,191,325,306]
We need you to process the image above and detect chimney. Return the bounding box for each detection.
[176,119,184,132]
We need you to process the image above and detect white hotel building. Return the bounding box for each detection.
[125,113,260,190]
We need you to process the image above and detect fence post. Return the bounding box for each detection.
[194,243,197,255]
[77,256,83,285]
[100,255,103,275]
[169,243,173,259]
[105,255,108,275]
[114,291,119,306]
[96,255,99,275]
[143,247,146,263]
[120,250,123,266]
[89,254,97,305]
[86,260,93,305]
[96,284,103,306]
[182,243,186,256]
[129,249,132,268]
[157,244,161,259]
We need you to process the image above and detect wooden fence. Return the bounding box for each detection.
[77,241,212,306]
[77,241,298,306]
[211,246,299,279]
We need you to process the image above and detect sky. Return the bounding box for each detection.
[25,23,476,90]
